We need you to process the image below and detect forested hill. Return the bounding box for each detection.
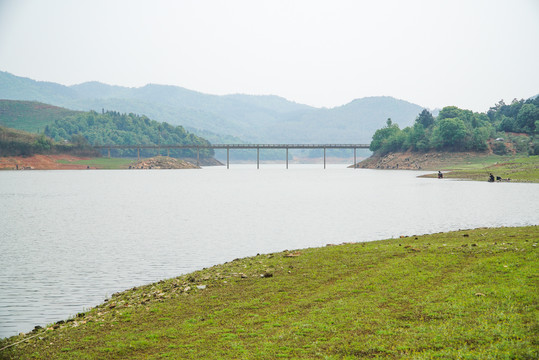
[43,111,214,158]
[0,100,214,158]
[369,97,539,156]
[0,71,424,143]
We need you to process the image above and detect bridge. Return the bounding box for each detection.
[93,143,370,169]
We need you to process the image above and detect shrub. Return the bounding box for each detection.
[492,142,507,155]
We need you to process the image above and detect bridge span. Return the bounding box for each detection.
[93,143,370,169]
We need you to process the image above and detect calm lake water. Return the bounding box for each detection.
[1,165,538,338]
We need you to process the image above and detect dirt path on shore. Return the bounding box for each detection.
[0,155,92,170]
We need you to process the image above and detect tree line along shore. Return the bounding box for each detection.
[356,97,539,182]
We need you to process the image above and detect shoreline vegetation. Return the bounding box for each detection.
[1,226,537,359]
[357,97,539,183]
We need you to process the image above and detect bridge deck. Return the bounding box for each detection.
[93,144,370,149]
[93,144,370,169]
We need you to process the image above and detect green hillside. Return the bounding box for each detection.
[0,99,214,159]
[0,100,80,133]
[44,110,214,159]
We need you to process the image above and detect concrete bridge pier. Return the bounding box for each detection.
[197,147,200,167]
[324,147,326,169]
[227,147,230,169]
[286,148,288,169]
[137,147,140,161]
[257,147,260,169]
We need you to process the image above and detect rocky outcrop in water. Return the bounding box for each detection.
[129,156,200,169]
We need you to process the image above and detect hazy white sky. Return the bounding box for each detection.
[0,0,538,111]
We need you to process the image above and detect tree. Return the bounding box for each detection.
[437,106,462,121]
[531,136,539,155]
[516,104,539,133]
[438,106,476,127]
[407,122,427,151]
[432,118,467,150]
[497,115,515,132]
[470,127,489,151]
[369,120,400,152]
[492,142,507,155]
[415,109,434,128]
[34,134,52,152]
[70,134,91,149]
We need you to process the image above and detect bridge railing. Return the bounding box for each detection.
[93,144,370,149]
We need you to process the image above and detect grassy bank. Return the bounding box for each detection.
[1,227,537,359]
[423,156,539,183]
[56,157,135,169]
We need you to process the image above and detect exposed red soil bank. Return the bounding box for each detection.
[0,155,91,170]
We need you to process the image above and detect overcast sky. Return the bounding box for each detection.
[0,0,538,112]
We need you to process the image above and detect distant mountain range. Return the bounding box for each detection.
[0,71,426,144]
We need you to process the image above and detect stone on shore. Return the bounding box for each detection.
[129,156,200,169]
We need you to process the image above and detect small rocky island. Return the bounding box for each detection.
[129,156,200,169]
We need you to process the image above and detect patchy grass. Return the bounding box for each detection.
[1,227,538,359]
[56,157,134,169]
[443,154,522,170]
[423,156,539,183]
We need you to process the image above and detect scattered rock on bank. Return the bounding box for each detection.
[351,150,489,170]
[129,156,200,169]
[183,157,223,166]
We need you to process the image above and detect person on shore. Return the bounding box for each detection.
[489,173,495,182]
[438,171,443,179]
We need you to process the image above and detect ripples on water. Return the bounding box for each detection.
[1,165,538,338]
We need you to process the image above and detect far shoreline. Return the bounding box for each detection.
[351,151,539,183]
[0,155,222,170]
[2,153,537,183]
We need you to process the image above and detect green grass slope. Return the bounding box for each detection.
[445,156,539,183]
[0,100,79,133]
[419,155,539,183]
[1,227,537,359]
